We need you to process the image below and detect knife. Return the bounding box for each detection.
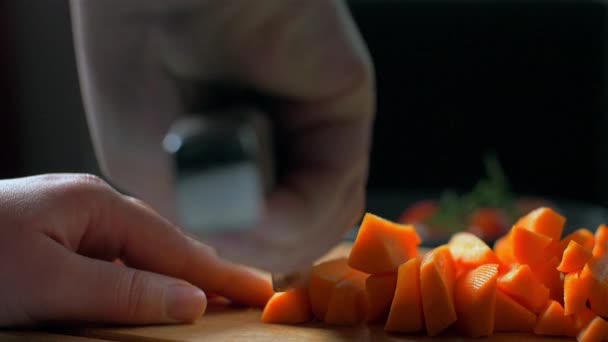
[163,85,308,291]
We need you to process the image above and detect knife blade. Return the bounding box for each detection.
[163,105,309,291]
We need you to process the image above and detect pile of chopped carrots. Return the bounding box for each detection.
[261,207,608,342]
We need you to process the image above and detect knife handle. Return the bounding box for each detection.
[163,80,276,234]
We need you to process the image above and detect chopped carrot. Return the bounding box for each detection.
[530,256,563,303]
[561,228,595,254]
[324,271,368,325]
[308,258,356,320]
[583,259,608,318]
[558,241,593,273]
[420,245,457,336]
[494,289,536,333]
[545,240,565,260]
[564,271,591,316]
[593,225,608,258]
[349,213,421,274]
[511,226,553,265]
[497,264,550,314]
[534,300,577,337]
[385,258,424,333]
[261,288,313,324]
[516,207,566,241]
[365,273,397,323]
[578,316,608,342]
[573,308,597,332]
[448,232,502,272]
[494,233,515,265]
[454,264,499,337]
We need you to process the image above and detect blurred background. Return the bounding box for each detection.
[1,0,607,237]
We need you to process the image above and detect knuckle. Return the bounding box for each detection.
[43,173,111,196]
[53,173,113,204]
[68,173,110,190]
[124,196,156,213]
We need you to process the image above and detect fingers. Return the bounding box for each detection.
[32,237,206,325]
[72,184,273,307]
[4,174,273,309]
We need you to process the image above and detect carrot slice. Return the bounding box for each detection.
[583,258,608,318]
[593,224,608,258]
[497,264,550,314]
[454,264,499,337]
[308,258,356,320]
[261,288,313,324]
[573,308,597,333]
[494,233,515,265]
[534,300,577,337]
[349,213,421,274]
[516,207,566,241]
[448,232,502,272]
[564,271,591,316]
[558,241,593,273]
[530,256,563,303]
[324,271,368,325]
[494,289,536,333]
[420,245,457,336]
[385,258,424,333]
[511,226,553,265]
[365,273,397,323]
[561,228,595,254]
[578,316,608,342]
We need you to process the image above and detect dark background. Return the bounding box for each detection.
[1,1,607,210]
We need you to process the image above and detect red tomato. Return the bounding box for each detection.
[398,200,439,225]
[467,208,509,240]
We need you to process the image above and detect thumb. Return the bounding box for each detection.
[39,247,207,325]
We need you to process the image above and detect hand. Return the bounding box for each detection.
[0,174,273,326]
[70,0,375,272]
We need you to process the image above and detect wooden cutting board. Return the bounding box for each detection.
[58,243,573,342]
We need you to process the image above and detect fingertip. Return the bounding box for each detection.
[165,284,207,323]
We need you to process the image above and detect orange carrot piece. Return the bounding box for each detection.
[561,228,595,254]
[494,233,515,265]
[512,226,553,265]
[593,225,608,258]
[558,241,593,273]
[545,240,565,260]
[385,258,424,333]
[420,245,457,336]
[583,259,608,318]
[564,271,591,316]
[534,300,577,337]
[516,207,566,241]
[578,316,608,342]
[365,273,397,323]
[261,288,313,324]
[454,264,499,338]
[530,256,563,303]
[574,308,597,333]
[308,258,356,320]
[349,213,421,274]
[494,289,536,333]
[448,232,502,272]
[324,271,368,325]
[497,264,550,314]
